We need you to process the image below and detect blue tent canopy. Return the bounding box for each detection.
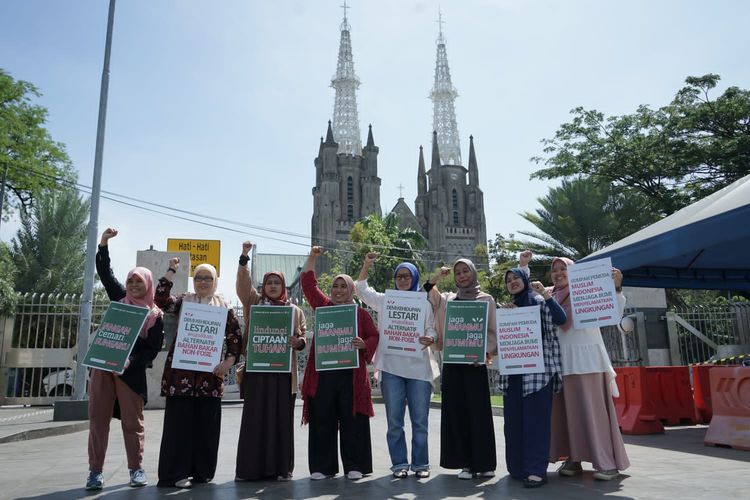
[579,175,750,290]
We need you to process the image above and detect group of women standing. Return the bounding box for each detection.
[84,231,629,491]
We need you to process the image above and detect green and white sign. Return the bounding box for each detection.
[314,304,359,371]
[442,300,489,364]
[82,302,151,373]
[172,301,228,373]
[246,305,294,373]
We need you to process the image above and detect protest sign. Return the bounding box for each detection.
[246,305,294,372]
[567,257,619,329]
[172,301,228,373]
[380,290,428,359]
[314,304,359,371]
[82,302,150,373]
[496,305,544,375]
[442,300,488,364]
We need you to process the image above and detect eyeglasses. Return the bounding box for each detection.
[395,274,412,281]
[194,276,214,282]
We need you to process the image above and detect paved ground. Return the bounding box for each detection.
[0,402,748,500]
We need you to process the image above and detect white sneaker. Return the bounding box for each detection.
[346,470,363,480]
[475,471,495,478]
[457,469,473,480]
[129,468,148,487]
[310,472,330,481]
[175,478,192,488]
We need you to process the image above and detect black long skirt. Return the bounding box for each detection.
[157,396,221,487]
[308,369,372,476]
[235,372,295,480]
[439,363,497,472]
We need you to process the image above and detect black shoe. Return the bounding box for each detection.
[392,470,408,479]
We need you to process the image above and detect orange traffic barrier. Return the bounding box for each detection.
[645,366,698,426]
[613,367,664,435]
[692,364,716,424]
[704,366,750,451]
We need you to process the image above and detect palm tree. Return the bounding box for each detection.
[11,188,90,294]
[518,177,656,260]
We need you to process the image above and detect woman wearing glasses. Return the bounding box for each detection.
[354,253,438,479]
[154,257,242,489]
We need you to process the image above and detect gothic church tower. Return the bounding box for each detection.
[414,14,487,269]
[311,5,381,272]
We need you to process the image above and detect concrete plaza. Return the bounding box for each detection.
[0,402,747,499]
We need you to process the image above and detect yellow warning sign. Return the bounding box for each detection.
[167,239,221,277]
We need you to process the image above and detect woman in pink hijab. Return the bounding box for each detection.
[86,228,164,491]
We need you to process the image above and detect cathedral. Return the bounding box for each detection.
[311,8,487,272]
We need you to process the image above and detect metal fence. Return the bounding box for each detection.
[668,303,750,365]
[0,293,110,405]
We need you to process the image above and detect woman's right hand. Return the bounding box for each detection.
[311,246,324,257]
[365,252,378,265]
[169,257,180,271]
[242,241,253,256]
[100,227,118,246]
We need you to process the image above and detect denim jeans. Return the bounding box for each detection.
[380,370,432,471]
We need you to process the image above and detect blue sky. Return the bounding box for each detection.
[1,0,748,299]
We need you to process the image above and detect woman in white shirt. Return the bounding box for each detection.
[355,253,438,479]
[521,252,630,481]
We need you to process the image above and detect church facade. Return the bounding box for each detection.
[311,8,487,271]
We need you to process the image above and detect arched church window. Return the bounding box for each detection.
[347,204,354,220]
[347,177,354,203]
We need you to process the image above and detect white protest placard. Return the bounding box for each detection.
[380,290,428,359]
[172,301,228,372]
[495,305,544,375]
[567,257,619,330]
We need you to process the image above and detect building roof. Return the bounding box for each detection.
[580,174,750,290]
[253,254,307,287]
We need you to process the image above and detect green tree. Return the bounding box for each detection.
[1,69,75,219]
[531,74,750,216]
[0,242,17,315]
[518,177,656,260]
[10,188,90,294]
[343,212,427,292]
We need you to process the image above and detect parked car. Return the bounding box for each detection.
[42,368,76,396]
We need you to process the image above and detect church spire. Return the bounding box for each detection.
[430,8,461,166]
[365,123,375,148]
[417,145,427,196]
[468,134,479,186]
[330,1,362,156]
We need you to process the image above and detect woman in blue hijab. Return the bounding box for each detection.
[355,253,439,479]
[500,267,566,488]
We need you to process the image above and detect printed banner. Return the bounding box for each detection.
[380,290,428,359]
[82,302,150,373]
[442,300,488,364]
[246,305,293,373]
[314,304,360,371]
[172,301,228,373]
[495,305,544,375]
[567,257,619,330]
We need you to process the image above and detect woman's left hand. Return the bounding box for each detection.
[212,357,234,377]
[289,336,304,350]
[418,336,435,350]
[531,281,551,299]
[352,337,366,350]
[612,268,623,289]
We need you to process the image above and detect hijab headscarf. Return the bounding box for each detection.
[261,271,289,305]
[394,262,420,292]
[454,258,482,300]
[183,263,231,308]
[330,274,356,304]
[121,266,163,338]
[506,267,537,307]
[551,257,575,332]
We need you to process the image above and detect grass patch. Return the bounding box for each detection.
[432,394,503,406]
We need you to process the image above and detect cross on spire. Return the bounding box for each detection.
[397,183,405,198]
[341,1,350,25]
[436,6,445,42]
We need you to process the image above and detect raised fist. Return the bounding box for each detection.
[365,252,378,264]
[519,249,533,267]
[311,246,324,256]
[169,257,180,270]
[242,241,253,255]
[101,228,118,243]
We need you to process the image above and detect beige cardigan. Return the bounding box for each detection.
[236,263,307,393]
[427,286,498,356]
